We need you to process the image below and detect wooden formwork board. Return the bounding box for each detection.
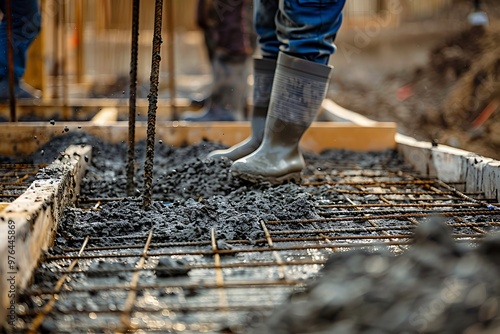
[397,134,500,201]
[0,203,8,213]
[0,121,397,158]
[0,145,91,328]
[0,98,192,122]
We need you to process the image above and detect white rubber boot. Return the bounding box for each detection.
[208,58,276,160]
[182,53,249,122]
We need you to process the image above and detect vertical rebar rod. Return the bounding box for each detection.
[61,0,69,120]
[75,0,84,83]
[6,0,16,122]
[126,0,141,196]
[166,0,177,120]
[143,0,164,209]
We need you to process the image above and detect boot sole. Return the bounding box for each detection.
[232,171,301,185]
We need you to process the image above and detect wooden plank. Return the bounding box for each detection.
[90,107,118,124]
[0,203,8,213]
[396,133,500,201]
[0,121,397,158]
[0,145,91,329]
[321,99,378,126]
[302,122,396,152]
[0,98,193,122]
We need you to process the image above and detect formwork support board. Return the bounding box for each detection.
[0,98,192,122]
[397,134,500,201]
[0,145,91,328]
[0,122,397,157]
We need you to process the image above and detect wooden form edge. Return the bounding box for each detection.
[0,145,92,329]
[0,98,194,122]
[396,134,500,201]
[0,121,397,158]
[321,98,500,201]
[90,107,119,125]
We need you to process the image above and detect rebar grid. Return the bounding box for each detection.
[0,164,43,201]
[15,160,500,333]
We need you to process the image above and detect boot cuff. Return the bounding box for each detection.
[277,52,332,79]
[254,57,277,72]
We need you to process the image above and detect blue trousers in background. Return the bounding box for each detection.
[0,0,41,82]
[254,0,346,65]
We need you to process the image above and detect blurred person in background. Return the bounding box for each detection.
[183,0,254,121]
[0,0,41,101]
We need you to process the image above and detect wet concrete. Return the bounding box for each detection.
[14,133,500,333]
[46,134,406,250]
[155,257,191,277]
[57,183,325,250]
[44,133,387,250]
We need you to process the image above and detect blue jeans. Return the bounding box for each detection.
[254,0,345,65]
[0,0,41,82]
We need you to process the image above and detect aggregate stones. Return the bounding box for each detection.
[155,257,191,278]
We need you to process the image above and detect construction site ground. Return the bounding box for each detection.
[329,0,500,161]
[2,133,498,333]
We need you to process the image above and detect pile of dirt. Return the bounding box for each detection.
[331,21,500,160]
[438,27,500,124]
[251,218,500,334]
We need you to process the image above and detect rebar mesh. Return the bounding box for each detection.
[15,157,500,333]
[0,164,43,202]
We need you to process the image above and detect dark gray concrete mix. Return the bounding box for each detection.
[10,133,500,333]
[252,219,500,334]
[58,185,325,250]
[24,133,403,250]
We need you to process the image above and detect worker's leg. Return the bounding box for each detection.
[231,0,346,184]
[184,0,252,121]
[254,0,280,60]
[276,0,344,65]
[196,0,216,63]
[0,0,41,99]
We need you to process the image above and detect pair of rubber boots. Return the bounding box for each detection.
[208,52,332,185]
[183,53,249,122]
